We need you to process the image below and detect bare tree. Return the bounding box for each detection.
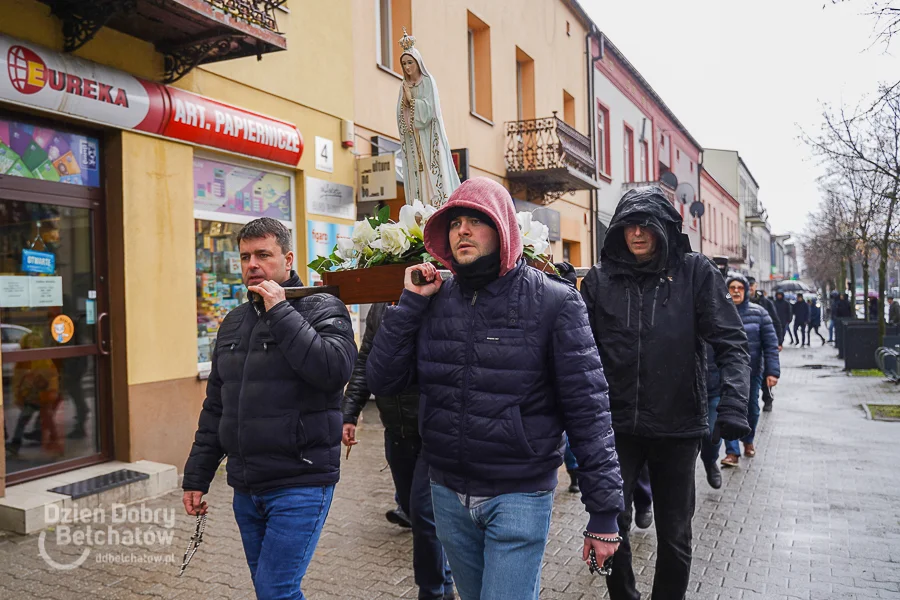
[806,85,900,342]
[831,0,900,50]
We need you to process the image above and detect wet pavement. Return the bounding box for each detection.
[0,342,898,599]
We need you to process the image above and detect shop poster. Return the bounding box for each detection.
[193,158,291,221]
[0,117,100,187]
[306,220,359,339]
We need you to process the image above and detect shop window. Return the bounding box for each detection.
[516,47,535,121]
[562,240,582,267]
[467,11,493,121]
[563,90,576,127]
[376,0,412,74]
[640,140,649,182]
[193,157,294,367]
[623,125,634,183]
[596,102,610,176]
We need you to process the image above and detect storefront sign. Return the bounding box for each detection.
[306,176,355,221]
[193,157,292,221]
[358,153,396,201]
[21,249,55,274]
[0,35,303,165]
[0,117,100,186]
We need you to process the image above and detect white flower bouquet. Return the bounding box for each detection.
[309,201,553,275]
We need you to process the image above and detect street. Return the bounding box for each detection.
[0,342,898,600]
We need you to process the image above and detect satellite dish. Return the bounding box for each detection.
[675,182,694,205]
[690,200,705,218]
[660,171,678,189]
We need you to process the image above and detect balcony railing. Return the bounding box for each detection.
[41,0,288,82]
[505,113,599,205]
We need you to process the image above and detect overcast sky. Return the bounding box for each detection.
[579,0,898,238]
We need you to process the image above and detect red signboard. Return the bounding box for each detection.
[0,35,303,166]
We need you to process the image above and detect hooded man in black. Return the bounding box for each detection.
[581,187,751,600]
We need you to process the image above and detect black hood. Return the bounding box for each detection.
[601,186,692,274]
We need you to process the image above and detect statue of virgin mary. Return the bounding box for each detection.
[396,28,460,208]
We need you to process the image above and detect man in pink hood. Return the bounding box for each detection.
[367,178,624,600]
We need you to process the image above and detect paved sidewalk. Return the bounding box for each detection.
[0,343,899,599]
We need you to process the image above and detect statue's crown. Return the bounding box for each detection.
[399,27,416,52]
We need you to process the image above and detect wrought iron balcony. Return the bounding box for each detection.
[41,0,287,83]
[505,113,599,205]
[621,180,676,204]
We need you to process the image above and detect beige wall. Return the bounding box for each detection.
[353,0,594,266]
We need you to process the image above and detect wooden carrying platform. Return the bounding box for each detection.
[285,263,588,304]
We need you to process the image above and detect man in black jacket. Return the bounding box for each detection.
[793,293,811,346]
[342,303,453,600]
[581,186,751,600]
[774,291,794,345]
[182,218,357,599]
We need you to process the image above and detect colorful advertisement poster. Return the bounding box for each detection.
[193,157,292,221]
[306,220,354,284]
[0,117,100,186]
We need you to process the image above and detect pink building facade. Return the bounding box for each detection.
[590,34,703,252]
[699,167,741,260]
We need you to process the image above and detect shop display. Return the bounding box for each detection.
[195,219,246,363]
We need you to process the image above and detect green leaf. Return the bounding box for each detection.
[377,205,391,224]
[308,256,333,275]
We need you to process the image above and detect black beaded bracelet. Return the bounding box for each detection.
[583,531,623,544]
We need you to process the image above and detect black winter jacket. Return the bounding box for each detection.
[774,297,793,331]
[834,299,853,318]
[183,272,358,494]
[581,187,751,439]
[793,299,810,324]
[342,303,420,439]
[751,293,783,343]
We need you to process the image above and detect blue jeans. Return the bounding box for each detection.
[385,432,453,599]
[700,395,721,465]
[725,373,764,455]
[430,483,553,600]
[233,485,334,600]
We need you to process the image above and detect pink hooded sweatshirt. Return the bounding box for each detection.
[423,177,523,276]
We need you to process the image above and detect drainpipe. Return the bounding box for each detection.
[586,28,599,265]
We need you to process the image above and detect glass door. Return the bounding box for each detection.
[1,182,110,484]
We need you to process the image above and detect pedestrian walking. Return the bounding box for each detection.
[792,293,810,346]
[868,296,879,322]
[343,303,454,600]
[721,274,780,467]
[774,291,794,346]
[366,178,624,600]
[835,293,853,319]
[182,218,358,600]
[748,277,782,412]
[889,296,900,326]
[809,298,826,344]
[828,290,840,342]
[580,186,751,600]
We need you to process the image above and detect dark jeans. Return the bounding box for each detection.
[607,434,700,600]
[385,431,453,600]
[810,325,826,343]
[794,322,808,345]
[233,485,334,600]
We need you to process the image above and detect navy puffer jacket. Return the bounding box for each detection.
[726,275,780,379]
[366,178,624,533]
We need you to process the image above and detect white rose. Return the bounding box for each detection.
[517,211,551,256]
[351,219,378,250]
[335,238,357,261]
[379,223,411,256]
[399,201,436,239]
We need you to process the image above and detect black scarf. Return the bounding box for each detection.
[452,250,501,291]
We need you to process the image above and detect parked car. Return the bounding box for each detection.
[1,324,31,380]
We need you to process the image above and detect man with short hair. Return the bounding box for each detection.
[367,177,624,600]
[183,217,357,599]
[580,186,751,600]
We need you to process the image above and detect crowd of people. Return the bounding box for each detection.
[177,179,811,600]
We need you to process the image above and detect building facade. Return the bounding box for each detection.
[352,0,598,267]
[0,0,356,495]
[699,167,740,260]
[591,34,703,253]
